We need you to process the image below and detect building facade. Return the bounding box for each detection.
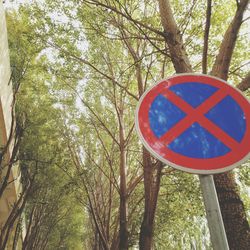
[0,1,23,248]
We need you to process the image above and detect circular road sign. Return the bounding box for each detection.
[135,74,250,174]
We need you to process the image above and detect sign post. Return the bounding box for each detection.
[135,74,250,249]
[199,175,228,250]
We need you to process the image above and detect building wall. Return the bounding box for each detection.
[0,0,13,142]
[0,0,21,231]
[0,3,26,250]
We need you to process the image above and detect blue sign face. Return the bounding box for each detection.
[149,82,245,159]
[136,74,250,174]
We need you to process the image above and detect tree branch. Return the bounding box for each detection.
[45,40,139,101]
[202,0,212,74]
[237,71,250,91]
[158,0,192,73]
[82,0,164,36]
[211,0,249,80]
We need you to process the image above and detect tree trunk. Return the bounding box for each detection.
[237,72,250,91]
[139,149,153,250]
[158,0,192,73]
[214,172,250,249]
[211,0,249,80]
[119,111,129,250]
[139,149,163,250]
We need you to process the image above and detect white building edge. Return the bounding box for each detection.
[0,0,23,244]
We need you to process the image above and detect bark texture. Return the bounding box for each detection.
[118,110,129,250]
[158,0,192,73]
[202,0,212,74]
[139,149,163,250]
[214,173,250,250]
[237,71,250,91]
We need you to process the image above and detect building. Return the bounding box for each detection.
[0,1,23,248]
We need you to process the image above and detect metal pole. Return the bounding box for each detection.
[199,175,229,250]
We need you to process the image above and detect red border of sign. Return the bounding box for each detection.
[135,74,250,174]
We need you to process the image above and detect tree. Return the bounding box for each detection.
[4,9,85,249]
[80,0,250,248]
[7,0,250,248]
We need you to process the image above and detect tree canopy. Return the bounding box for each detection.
[2,0,250,249]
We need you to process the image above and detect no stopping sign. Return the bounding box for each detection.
[135,74,250,174]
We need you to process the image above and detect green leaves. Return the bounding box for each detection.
[6,0,249,248]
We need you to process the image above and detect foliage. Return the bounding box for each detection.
[6,9,85,249]
[3,0,250,248]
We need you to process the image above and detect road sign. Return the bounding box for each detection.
[135,74,250,174]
